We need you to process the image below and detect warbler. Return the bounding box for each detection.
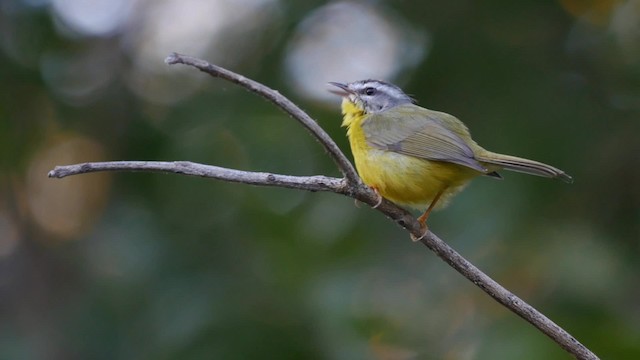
[329,80,571,235]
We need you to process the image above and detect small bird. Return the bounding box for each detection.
[329,80,572,238]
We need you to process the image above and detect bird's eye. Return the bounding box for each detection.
[364,87,376,96]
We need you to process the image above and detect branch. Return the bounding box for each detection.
[48,54,598,360]
[164,53,360,185]
[47,161,346,193]
[419,232,596,359]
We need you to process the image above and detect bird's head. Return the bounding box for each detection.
[329,79,414,114]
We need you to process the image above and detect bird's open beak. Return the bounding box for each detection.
[328,82,352,96]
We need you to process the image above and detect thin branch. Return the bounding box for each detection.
[48,161,346,193]
[165,53,360,185]
[418,232,596,359]
[48,55,599,360]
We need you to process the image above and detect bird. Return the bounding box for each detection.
[329,79,572,239]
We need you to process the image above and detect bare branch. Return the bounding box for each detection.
[48,161,347,193]
[48,55,599,360]
[165,52,360,185]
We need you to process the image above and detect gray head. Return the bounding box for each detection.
[329,79,414,113]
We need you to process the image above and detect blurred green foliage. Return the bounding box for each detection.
[1,0,639,359]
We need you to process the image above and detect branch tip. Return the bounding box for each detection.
[164,52,181,65]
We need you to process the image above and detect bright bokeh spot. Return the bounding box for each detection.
[51,0,136,37]
[284,1,428,102]
[27,134,110,240]
[124,0,280,105]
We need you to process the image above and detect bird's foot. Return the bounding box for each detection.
[410,223,429,242]
[370,186,383,209]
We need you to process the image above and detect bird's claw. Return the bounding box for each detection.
[372,195,383,209]
[370,186,383,209]
[410,226,428,242]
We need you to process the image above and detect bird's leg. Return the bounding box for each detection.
[418,188,445,225]
[411,188,446,242]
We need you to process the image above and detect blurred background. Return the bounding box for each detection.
[1,0,639,359]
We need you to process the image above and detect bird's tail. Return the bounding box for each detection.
[477,152,573,183]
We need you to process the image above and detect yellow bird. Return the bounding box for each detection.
[329,80,572,236]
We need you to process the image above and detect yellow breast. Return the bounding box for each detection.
[341,99,474,209]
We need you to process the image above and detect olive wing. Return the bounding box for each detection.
[363,107,488,173]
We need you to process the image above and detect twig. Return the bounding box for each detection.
[48,54,598,360]
[47,161,346,193]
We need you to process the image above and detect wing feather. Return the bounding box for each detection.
[363,106,487,173]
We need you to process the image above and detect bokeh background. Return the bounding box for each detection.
[1,0,639,359]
